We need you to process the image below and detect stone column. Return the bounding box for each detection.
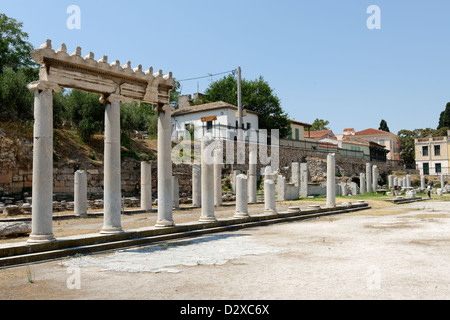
[214,148,223,207]
[406,174,412,188]
[372,165,378,192]
[199,134,217,222]
[441,174,445,188]
[155,105,175,227]
[248,151,257,204]
[292,162,300,187]
[300,163,308,198]
[74,170,87,218]
[277,175,286,201]
[366,164,372,193]
[101,95,124,234]
[173,177,180,209]
[26,81,59,243]
[140,162,152,212]
[388,175,394,189]
[264,167,277,214]
[192,164,201,207]
[421,175,426,190]
[360,173,366,195]
[234,174,249,218]
[394,177,399,187]
[326,153,336,208]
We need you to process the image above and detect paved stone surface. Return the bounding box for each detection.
[1,201,449,300]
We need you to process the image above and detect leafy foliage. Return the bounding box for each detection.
[203,74,291,138]
[379,119,390,132]
[311,119,330,131]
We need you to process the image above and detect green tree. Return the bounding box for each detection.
[0,13,37,78]
[65,90,104,142]
[203,74,291,138]
[0,67,34,120]
[379,119,390,132]
[438,102,450,129]
[311,119,330,131]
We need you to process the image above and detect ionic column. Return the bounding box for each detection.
[234,174,249,218]
[141,162,152,212]
[366,163,373,193]
[74,170,88,218]
[101,94,124,234]
[26,80,60,243]
[248,151,257,204]
[192,164,201,207]
[155,105,175,227]
[326,153,336,208]
[214,148,223,207]
[199,134,217,222]
[264,167,277,214]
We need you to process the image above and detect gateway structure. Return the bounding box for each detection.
[27,40,176,243]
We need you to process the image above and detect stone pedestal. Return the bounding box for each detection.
[155,105,175,227]
[192,164,201,207]
[199,134,217,222]
[326,153,336,207]
[101,96,124,234]
[248,151,257,204]
[140,162,152,212]
[74,170,87,218]
[234,174,249,218]
[27,81,59,243]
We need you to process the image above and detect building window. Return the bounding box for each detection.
[423,163,429,175]
[295,128,300,140]
[247,122,251,130]
[422,146,429,156]
[436,163,442,173]
[435,145,441,156]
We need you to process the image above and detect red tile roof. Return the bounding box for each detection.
[355,128,389,136]
[304,130,334,139]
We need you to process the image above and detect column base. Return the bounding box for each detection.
[100,227,124,235]
[198,216,217,223]
[324,204,336,208]
[233,212,250,219]
[27,234,56,244]
[264,209,277,215]
[155,220,175,228]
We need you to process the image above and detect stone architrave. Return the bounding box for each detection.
[192,164,201,207]
[101,94,124,234]
[248,151,257,204]
[360,173,366,195]
[366,164,372,193]
[234,174,249,218]
[74,170,87,218]
[140,162,152,212]
[372,165,378,192]
[26,80,60,243]
[300,163,308,198]
[326,153,336,207]
[173,177,180,209]
[264,167,277,214]
[199,134,217,222]
[213,148,223,207]
[155,105,176,227]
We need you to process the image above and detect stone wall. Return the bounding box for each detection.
[0,135,413,198]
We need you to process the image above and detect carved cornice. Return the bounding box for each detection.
[29,39,175,105]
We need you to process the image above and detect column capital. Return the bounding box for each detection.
[157,104,175,112]
[27,80,61,93]
[100,93,126,104]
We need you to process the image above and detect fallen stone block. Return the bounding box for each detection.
[0,222,31,237]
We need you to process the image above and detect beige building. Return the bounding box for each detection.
[415,133,450,176]
[288,120,312,140]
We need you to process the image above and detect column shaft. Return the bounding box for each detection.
[326,153,336,207]
[141,162,152,211]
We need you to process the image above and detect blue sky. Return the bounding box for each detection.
[2,0,450,135]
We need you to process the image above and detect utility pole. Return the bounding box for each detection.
[237,66,243,141]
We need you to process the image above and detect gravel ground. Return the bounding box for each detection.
[1,200,449,301]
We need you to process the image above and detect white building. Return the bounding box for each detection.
[171,101,259,141]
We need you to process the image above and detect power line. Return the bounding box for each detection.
[178,69,236,82]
